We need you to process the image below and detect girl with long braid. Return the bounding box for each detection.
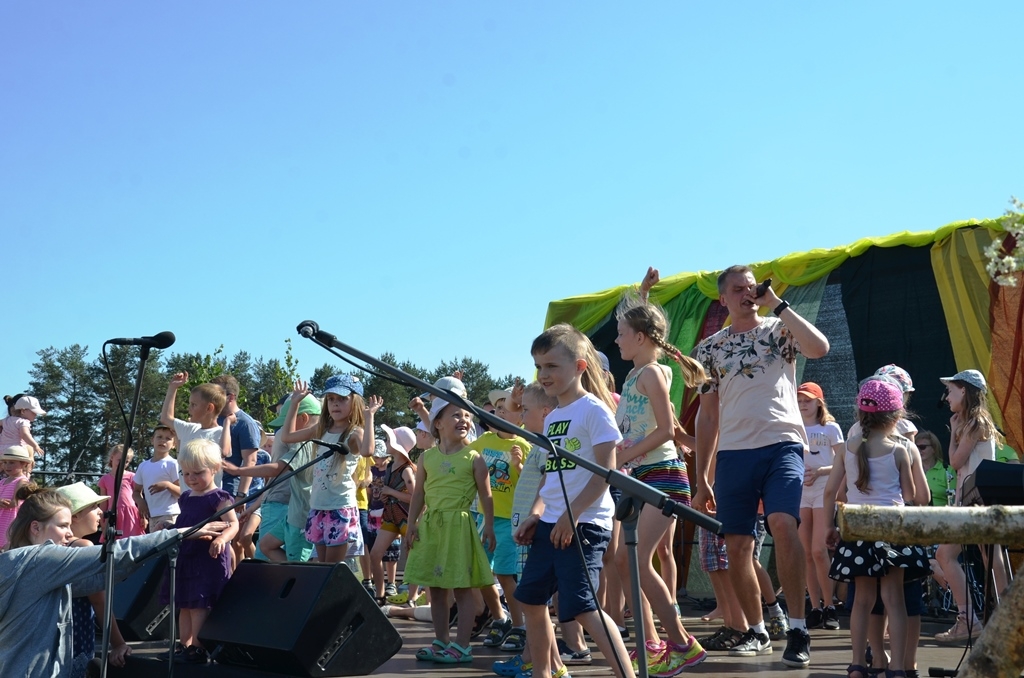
[612,291,708,676]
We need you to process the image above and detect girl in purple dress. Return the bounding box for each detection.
[172,439,238,664]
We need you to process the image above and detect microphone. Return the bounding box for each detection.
[297,320,319,339]
[106,331,176,350]
[312,438,350,455]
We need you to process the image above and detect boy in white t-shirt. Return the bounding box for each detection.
[159,371,225,448]
[133,425,182,531]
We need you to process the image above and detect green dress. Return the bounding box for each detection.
[405,445,494,589]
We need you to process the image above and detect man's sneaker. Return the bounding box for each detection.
[823,606,841,630]
[728,630,772,656]
[556,638,592,665]
[493,654,528,677]
[649,636,706,677]
[701,626,745,652]
[629,639,667,674]
[781,628,811,668]
[484,616,514,647]
[935,614,981,643]
[806,608,824,629]
[766,613,790,641]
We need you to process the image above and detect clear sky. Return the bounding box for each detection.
[2,2,1021,395]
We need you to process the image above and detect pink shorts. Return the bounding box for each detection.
[305,506,363,552]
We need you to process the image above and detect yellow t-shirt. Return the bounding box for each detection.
[467,431,531,520]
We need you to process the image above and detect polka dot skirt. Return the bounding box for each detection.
[828,539,931,583]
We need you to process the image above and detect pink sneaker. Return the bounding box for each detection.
[935,614,981,643]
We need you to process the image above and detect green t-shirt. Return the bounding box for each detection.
[284,441,316,530]
[466,431,531,519]
[924,461,953,507]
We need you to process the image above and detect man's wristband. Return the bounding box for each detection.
[773,300,790,316]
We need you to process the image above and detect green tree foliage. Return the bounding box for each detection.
[14,341,510,481]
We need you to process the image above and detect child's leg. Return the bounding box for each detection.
[523,602,557,675]
[879,571,907,673]
[370,529,398,598]
[259,532,287,563]
[481,583,507,622]
[655,524,677,605]
[497,574,523,627]
[850,577,877,672]
[189,608,211,647]
[559,618,587,652]
[935,543,971,615]
[428,586,451,645]
[178,609,193,647]
[314,544,327,563]
[867,610,889,670]
[601,520,626,628]
[323,543,350,564]
[576,608,636,678]
[635,508,690,645]
[453,587,477,649]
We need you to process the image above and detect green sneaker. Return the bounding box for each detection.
[649,636,707,677]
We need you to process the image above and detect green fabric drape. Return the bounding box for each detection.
[661,285,714,410]
[545,219,1006,334]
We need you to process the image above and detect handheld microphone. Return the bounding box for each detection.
[297,320,319,339]
[312,439,351,455]
[106,331,176,350]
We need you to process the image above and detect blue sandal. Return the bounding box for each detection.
[416,639,447,661]
[434,641,473,664]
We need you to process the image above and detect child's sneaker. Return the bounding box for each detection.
[384,582,399,598]
[492,654,528,677]
[766,612,790,640]
[649,636,706,676]
[483,617,513,647]
[501,626,527,653]
[629,639,667,674]
[361,578,374,595]
[822,605,841,630]
[556,638,592,665]
[729,630,772,656]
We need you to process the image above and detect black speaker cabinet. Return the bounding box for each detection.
[113,554,171,641]
[199,561,402,677]
[960,459,1024,507]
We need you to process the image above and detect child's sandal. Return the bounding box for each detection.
[433,641,473,664]
[415,639,447,661]
[847,665,869,678]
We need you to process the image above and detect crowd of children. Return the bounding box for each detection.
[1,270,1019,678]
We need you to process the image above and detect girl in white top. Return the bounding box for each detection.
[281,375,367,565]
[823,379,927,678]
[613,292,708,674]
[795,382,844,628]
[933,369,1004,643]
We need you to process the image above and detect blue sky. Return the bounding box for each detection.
[2,2,1021,398]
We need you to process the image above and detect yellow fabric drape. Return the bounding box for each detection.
[545,219,1005,334]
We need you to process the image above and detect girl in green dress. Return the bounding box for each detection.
[405,397,495,664]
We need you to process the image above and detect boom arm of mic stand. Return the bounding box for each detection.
[298,324,722,535]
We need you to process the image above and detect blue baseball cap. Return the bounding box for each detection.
[324,374,364,398]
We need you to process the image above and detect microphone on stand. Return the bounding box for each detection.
[297,321,319,339]
[106,331,176,349]
[312,439,351,455]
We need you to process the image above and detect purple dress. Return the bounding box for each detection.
[161,488,232,609]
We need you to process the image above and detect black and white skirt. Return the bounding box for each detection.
[828,539,931,583]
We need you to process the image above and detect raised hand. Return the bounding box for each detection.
[640,266,660,299]
[510,378,524,406]
[169,372,189,389]
[365,395,384,417]
[292,379,310,401]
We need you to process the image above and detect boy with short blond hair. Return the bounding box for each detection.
[160,372,224,448]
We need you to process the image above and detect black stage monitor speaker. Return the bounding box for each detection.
[960,459,1024,507]
[113,554,171,641]
[199,561,402,677]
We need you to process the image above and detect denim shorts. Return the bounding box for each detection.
[715,442,804,536]
[514,521,610,622]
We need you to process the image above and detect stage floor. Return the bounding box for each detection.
[123,605,980,678]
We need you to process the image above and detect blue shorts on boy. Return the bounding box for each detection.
[514,393,620,620]
[714,441,804,536]
[515,521,610,622]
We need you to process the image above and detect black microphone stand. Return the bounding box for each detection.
[296,320,723,678]
[98,344,153,678]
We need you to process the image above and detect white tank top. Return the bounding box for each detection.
[845,441,904,507]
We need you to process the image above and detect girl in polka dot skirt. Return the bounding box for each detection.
[823,379,930,678]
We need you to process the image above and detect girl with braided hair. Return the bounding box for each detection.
[611,288,709,676]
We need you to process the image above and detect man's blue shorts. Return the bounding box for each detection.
[715,441,804,536]
[514,521,610,623]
